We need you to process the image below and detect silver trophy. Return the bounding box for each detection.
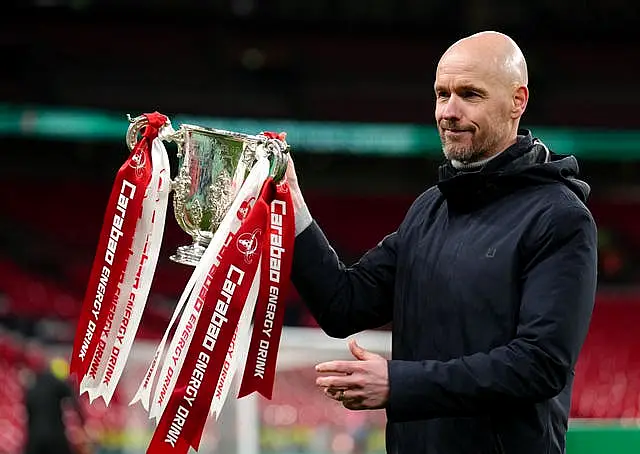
[126,115,289,266]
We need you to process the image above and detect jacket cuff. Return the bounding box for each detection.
[386,360,431,422]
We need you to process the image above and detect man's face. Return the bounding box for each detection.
[434,54,514,163]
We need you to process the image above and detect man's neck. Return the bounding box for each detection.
[451,152,502,170]
[451,134,520,170]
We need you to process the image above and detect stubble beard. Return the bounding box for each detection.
[440,129,504,164]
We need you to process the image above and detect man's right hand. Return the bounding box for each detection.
[284,154,313,235]
[285,154,302,196]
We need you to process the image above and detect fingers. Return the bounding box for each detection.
[349,339,367,360]
[316,341,388,411]
[324,387,367,410]
[316,372,360,389]
[349,339,381,361]
[315,360,359,374]
[342,398,368,411]
[285,154,298,183]
[324,387,360,402]
[324,386,346,400]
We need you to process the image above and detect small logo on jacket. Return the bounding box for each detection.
[485,248,496,258]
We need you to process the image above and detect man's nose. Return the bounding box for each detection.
[441,95,462,120]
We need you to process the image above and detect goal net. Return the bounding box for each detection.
[61,327,392,454]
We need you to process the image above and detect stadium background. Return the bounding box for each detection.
[1,2,639,453]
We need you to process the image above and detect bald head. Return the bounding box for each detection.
[439,31,528,88]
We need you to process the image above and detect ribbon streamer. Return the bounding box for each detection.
[238,182,295,399]
[71,119,295,454]
[146,177,295,453]
[70,112,169,392]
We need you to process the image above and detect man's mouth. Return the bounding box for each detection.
[444,129,471,135]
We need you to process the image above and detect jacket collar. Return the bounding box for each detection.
[435,130,554,211]
[438,129,535,182]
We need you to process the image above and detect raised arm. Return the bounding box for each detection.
[286,156,397,338]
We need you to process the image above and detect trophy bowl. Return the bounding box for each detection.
[126,115,289,266]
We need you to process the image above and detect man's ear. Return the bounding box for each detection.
[512,85,529,119]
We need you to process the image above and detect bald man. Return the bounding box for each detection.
[286,31,597,454]
[436,32,529,165]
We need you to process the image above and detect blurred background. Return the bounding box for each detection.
[1,1,639,453]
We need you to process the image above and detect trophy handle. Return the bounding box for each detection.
[126,114,148,151]
[262,136,290,183]
[126,114,180,151]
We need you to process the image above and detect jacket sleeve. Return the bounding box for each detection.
[291,221,397,338]
[386,204,597,421]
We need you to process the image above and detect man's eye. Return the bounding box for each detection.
[462,91,479,98]
[437,91,450,98]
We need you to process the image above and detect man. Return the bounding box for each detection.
[22,340,90,454]
[285,31,597,453]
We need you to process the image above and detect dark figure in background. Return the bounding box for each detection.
[22,342,87,454]
[286,31,598,453]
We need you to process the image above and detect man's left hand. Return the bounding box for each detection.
[315,339,389,410]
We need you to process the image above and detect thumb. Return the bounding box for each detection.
[285,154,307,212]
[349,339,376,361]
[285,154,298,186]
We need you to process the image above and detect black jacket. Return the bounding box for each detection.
[291,130,598,454]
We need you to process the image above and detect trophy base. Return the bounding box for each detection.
[170,242,208,267]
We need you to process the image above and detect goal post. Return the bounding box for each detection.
[56,326,391,454]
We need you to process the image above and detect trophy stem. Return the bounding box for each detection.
[170,237,210,267]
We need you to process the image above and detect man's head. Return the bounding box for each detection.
[434,31,529,163]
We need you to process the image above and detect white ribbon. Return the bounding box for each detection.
[152,157,270,422]
[210,262,260,419]
[130,155,271,422]
[80,125,173,404]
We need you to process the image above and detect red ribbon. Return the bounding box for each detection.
[262,131,287,141]
[70,112,167,383]
[238,182,294,399]
[148,180,269,454]
[147,177,294,453]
